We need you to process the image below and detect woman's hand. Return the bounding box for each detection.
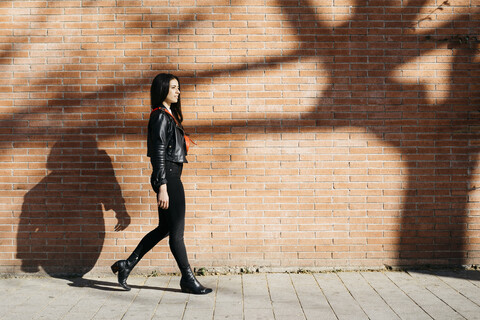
[157,184,169,209]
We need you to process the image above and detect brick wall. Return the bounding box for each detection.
[1,0,479,275]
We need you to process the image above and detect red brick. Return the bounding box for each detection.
[1,1,478,272]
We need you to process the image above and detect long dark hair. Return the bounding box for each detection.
[150,73,183,124]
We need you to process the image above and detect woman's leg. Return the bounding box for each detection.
[130,220,170,261]
[112,199,170,290]
[163,176,189,270]
[165,173,211,294]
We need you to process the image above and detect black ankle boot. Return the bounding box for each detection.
[180,266,212,295]
[111,254,139,291]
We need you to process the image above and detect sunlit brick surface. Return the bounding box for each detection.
[1,0,479,274]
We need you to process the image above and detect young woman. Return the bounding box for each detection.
[111,73,212,295]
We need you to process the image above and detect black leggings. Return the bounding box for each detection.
[131,161,189,270]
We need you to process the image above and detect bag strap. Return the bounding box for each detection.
[151,106,180,126]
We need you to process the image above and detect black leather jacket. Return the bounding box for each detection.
[147,107,187,193]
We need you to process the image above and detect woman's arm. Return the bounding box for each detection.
[149,112,168,194]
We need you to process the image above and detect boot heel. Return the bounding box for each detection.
[111,261,120,274]
[180,285,192,294]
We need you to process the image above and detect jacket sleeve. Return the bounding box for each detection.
[149,112,168,193]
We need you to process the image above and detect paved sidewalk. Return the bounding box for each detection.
[1,270,480,320]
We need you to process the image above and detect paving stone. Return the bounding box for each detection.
[409,271,480,320]
[272,301,306,319]
[123,276,171,319]
[361,272,431,320]
[290,273,336,320]
[338,272,400,320]
[244,308,275,320]
[153,302,187,319]
[267,273,298,302]
[92,288,139,320]
[302,308,334,320]
[216,275,242,303]
[152,276,188,319]
[12,278,73,320]
[436,270,480,307]
[386,271,465,320]
[213,315,243,320]
[1,271,480,320]
[183,308,214,320]
[243,274,272,310]
[214,275,243,318]
[314,273,369,320]
[266,274,306,319]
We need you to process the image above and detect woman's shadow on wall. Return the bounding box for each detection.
[16,135,130,280]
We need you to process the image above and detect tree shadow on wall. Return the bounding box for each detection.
[3,0,479,269]
[180,0,480,266]
[16,135,130,277]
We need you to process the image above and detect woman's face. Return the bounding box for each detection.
[164,79,180,106]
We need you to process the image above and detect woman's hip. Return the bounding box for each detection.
[165,161,183,179]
